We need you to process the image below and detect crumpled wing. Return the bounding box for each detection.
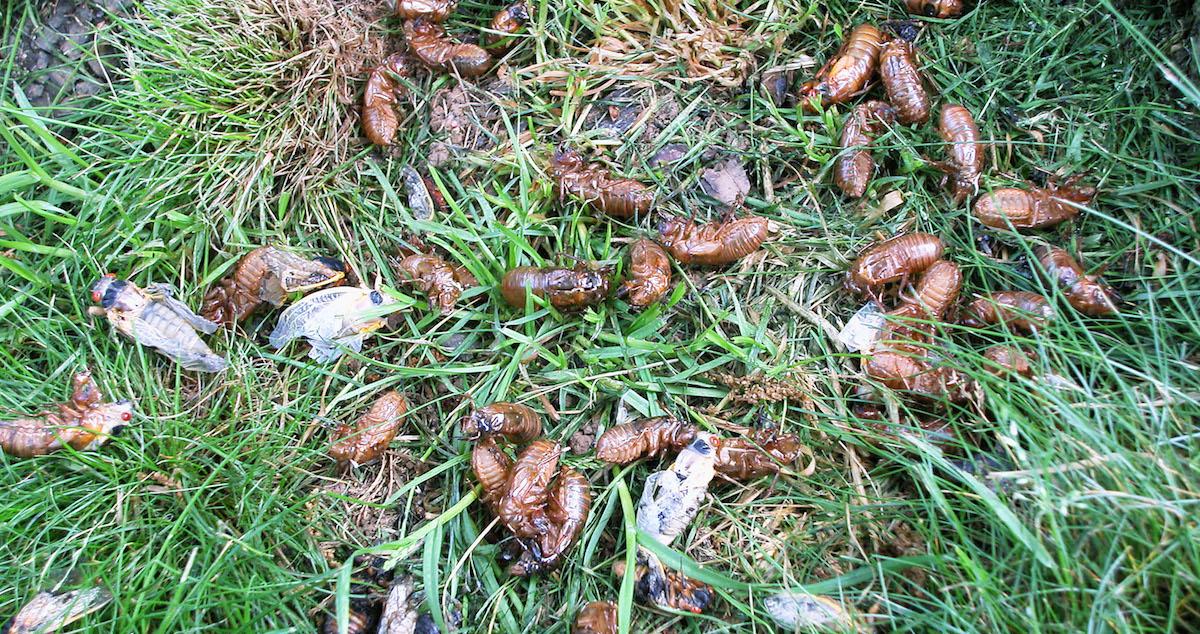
[145,283,219,334]
[378,578,419,634]
[307,333,364,362]
[133,303,227,372]
[257,273,287,307]
[6,587,112,634]
[269,287,363,349]
[635,472,669,543]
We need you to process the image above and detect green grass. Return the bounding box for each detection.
[2,0,1199,631]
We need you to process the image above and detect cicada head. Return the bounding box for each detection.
[90,274,123,306]
[655,215,686,245]
[796,80,830,109]
[550,145,585,172]
[82,399,135,442]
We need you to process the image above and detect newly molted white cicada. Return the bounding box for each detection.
[268,287,396,362]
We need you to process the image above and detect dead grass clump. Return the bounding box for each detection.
[709,370,813,404]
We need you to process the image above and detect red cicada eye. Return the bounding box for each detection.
[121,412,132,422]
[92,290,102,302]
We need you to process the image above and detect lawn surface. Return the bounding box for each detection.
[2,0,1199,631]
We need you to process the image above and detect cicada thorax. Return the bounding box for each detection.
[906,0,964,18]
[500,265,611,311]
[328,391,409,466]
[497,439,561,538]
[471,436,514,510]
[594,416,697,464]
[834,100,896,198]
[845,232,945,295]
[572,601,618,634]
[1035,245,1118,315]
[462,402,542,443]
[938,104,985,205]
[798,24,885,109]
[982,345,1038,378]
[509,465,591,576]
[656,215,771,266]
[879,39,930,125]
[960,291,1055,333]
[486,2,529,52]
[362,54,412,147]
[618,239,672,308]
[404,19,492,78]
[710,429,803,480]
[395,0,457,22]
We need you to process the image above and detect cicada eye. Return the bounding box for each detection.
[370,290,384,304]
[121,412,132,422]
[92,290,102,302]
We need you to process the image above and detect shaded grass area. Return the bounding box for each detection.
[2,0,1199,631]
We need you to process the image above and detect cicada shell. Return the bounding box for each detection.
[510,466,591,576]
[879,39,929,125]
[711,429,803,480]
[864,345,975,403]
[764,593,868,633]
[1035,245,1118,315]
[328,391,409,466]
[0,371,133,458]
[90,276,227,373]
[362,54,413,147]
[636,434,717,548]
[395,0,456,21]
[657,215,771,266]
[500,264,612,312]
[834,100,896,198]
[268,287,396,362]
[572,601,617,634]
[906,0,964,18]
[497,439,561,538]
[974,178,1096,230]
[397,254,476,314]
[594,416,697,465]
[798,24,885,109]
[486,2,529,52]
[471,436,513,512]
[617,239,672,308]
[613,559,716,614]
[939,104,985,205]
[960,291,1054,333]
[462,402,542,443]
[906,259,962,318]
[547,147,653,219]
[404,19,492,78]
[845,233,944,295]
[982,345,1037,378]
[202,246,345,326]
